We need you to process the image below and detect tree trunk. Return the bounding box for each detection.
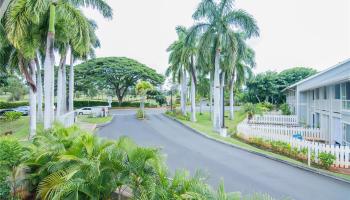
[213,49,221,131]
[62,57,67,113]
[220,72,225,128]
[141,95,145,118]
[56,58,63,118]
[209,72,213,120]
[68,50,74,111]
[35,52,43,122]
[229,79,235,120]
[181,68,187,115]
[190,76,196,122]
[29,60,37,139]
[44,4,56,129]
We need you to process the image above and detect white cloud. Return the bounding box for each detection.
[85,0,350,74]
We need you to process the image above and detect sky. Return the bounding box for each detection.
[85,0,350,74]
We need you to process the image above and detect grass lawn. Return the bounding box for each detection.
[78,115,113,125]
[0,116,31,140]
[168,111,350,181]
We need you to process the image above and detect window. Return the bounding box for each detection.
[344,124,350,143]
[315,88,320,99]
[335,84,341,100]
[312,90,315,100]
[323,87,327,99]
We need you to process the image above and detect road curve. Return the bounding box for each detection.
[97,109,350,200]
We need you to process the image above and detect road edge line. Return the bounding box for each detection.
[162,113,350,185]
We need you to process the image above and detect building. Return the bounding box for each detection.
[283,59,350,146]
[0,0,11,19]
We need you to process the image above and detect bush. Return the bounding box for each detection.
[73,100,158,108]
[0,101,28,109]
[318,152,336,169]
[280,103,291,115]
[3,111,22,121]
[259,102,274,111]
[136,109,145,119]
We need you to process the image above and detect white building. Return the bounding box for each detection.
[283,59,350,146]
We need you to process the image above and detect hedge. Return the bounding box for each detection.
[74,100,158,108]
[0,100,159,109]
[0,101,28,109]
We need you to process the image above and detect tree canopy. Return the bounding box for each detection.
[243,67,317,104]
[75,57,164,102]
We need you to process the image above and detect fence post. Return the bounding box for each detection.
[308,144,311,167]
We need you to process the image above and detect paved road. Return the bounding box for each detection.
[98,109,350,200]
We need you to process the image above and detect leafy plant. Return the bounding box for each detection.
[242,103,264,122]
[3,111,22,121]
[280,103,291,115]
[318,152,336,169]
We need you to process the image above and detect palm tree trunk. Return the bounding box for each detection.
[141,95,145,118]
[56,60,63,118]
[213,49,221,131]
[29,60,37,139]
[190,76,196,122]
[62,58,67,113]
[35,52,43,122]
[56,53,67,118]
[44,3,56,129]
[209,72,213,120]
[181,67,187,115]
[68,50,74,111]
[220,72,225,128]
[229,78,234,120]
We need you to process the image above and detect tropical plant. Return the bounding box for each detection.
[136,81,153,119]
[318,152,336,169]
[242,103,264,123]
[2,111,22,121]
[188,0,259,130]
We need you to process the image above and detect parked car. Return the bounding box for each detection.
[14,106,30,116]
[0,109,17,116]
[77,107,93,115]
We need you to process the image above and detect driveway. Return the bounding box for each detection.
[98,109,350,200]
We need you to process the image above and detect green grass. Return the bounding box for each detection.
[168,111,350,181]
[78,115,113,125]
[0,116,30,140]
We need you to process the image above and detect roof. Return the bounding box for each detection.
[282,58,350,92]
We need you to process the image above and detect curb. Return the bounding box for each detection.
[95,115,115,129]
[162,113,350,185]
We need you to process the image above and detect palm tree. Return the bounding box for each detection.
[167,26,198,121]
[41,0,112,129]
[188,0,259,131]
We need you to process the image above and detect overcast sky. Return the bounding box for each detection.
[86,0,350,74]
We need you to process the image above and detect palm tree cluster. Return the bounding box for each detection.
[0,126,273,199]
[166,0,259,132]
[0,0,112,138]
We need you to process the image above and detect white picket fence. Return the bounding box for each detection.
[237,123,350,168]
[57,111,77,127]
[250,115,298,126]
[245,123,323,141]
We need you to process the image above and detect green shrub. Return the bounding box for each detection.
[0,169,10,199]
[318,152,336,169]
[280,103,291,115]
[136,109,145,119]
[259,102,274,111]
[73,100,158,108]
[3,111,22,121]
[0,101,28,109]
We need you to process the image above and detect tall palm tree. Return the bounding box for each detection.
[167,26,198,121]
[41,0,112,129]
[188,0,259,131]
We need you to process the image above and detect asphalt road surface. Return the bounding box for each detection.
[98,109,350,200]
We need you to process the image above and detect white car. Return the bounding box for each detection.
[77,107,92,115]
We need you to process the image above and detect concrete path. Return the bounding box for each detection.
[98,109,350,200]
